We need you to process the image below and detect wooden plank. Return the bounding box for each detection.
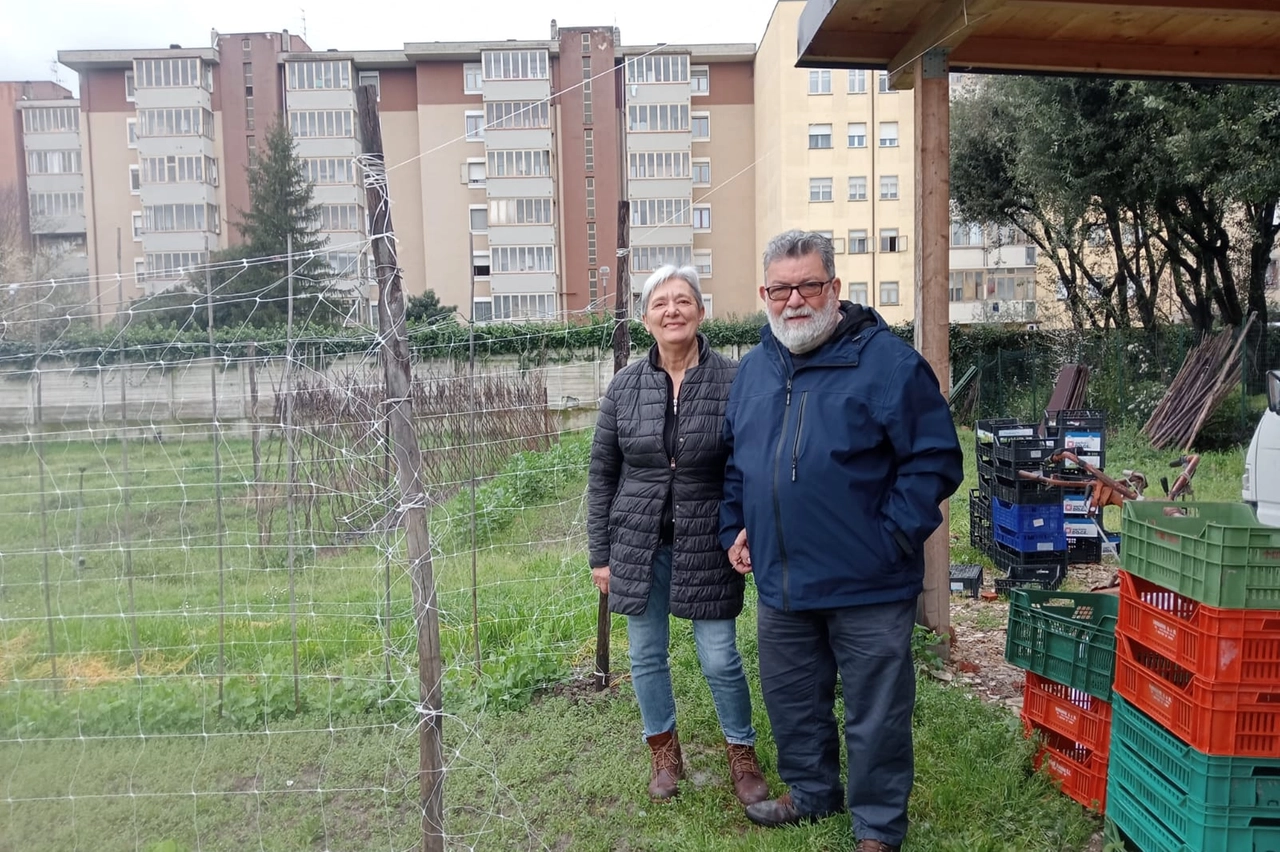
[888,0,1007,88]
[913,50,951,650]
[1009,0,1280,15]
[950,35,1280,78]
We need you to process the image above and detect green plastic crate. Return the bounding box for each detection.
[1107,743,1280,852]
[1111,695,1280,810]
[1004,589,1118,701]
[1121,501,1280,609]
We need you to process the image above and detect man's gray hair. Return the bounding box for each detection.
[639,264,704,314]
[762,229,837,281]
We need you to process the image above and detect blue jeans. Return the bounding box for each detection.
[757,598,916,847]
[625,546,756,745]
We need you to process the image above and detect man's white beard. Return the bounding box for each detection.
[768,299,842,355]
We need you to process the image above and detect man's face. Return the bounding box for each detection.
[760,253,842,353]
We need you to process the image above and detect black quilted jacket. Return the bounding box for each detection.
[587,335,743,620]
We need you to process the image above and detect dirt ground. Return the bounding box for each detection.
[942,559,1119,852]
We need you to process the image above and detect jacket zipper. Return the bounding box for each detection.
[791,392,808,482]
[771,376,794,611]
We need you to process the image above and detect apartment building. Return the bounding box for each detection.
[37,24,760,325]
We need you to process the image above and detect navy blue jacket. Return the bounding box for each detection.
[718,303,964,611]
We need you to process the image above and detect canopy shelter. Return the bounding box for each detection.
[794,0,1280,644]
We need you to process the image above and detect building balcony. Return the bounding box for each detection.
[950,299,1038,324]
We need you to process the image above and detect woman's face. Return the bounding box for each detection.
[643,278,705,349]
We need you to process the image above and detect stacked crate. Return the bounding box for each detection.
[1106,501,1280,851]
[1004,588,1119,813]
[974,419,1068,593]
[1044,409,1108,564]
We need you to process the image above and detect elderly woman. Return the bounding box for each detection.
[587,264,767,806]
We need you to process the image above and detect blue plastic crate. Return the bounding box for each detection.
[994,522,1067,553]
[992,496,1064,534]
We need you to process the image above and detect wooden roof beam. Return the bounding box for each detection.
[953,35,1280,79]
[887,0,1008,89]
[1007,0,1280,14]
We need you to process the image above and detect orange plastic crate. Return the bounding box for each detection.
[1023,718,1109,813]
[1022,671,1113,755]
[1117,570,1280,685]
[1113,633,1280,758]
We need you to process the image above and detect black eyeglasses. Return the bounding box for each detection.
[764,279,832,302]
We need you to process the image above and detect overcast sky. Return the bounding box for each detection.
[1,0,783,93]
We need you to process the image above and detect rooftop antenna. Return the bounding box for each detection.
[48,57,63,87]
[300,8,307,41]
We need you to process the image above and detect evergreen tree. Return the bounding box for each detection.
[405,290,458,325]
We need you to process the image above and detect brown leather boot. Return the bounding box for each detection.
[645,730,684,800]
[856,840,900,852]
[725,743,769,805]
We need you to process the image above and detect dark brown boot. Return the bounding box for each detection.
[646,730,684,800]
[856,841,900,852]
[725,743,769,805]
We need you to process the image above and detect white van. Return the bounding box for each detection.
[1242,370,1280,525]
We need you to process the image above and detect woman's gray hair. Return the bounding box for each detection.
[639,264,704,314]
[761,229,836,280]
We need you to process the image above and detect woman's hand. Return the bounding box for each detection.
[591,566,611,595]
[728,529,752,575]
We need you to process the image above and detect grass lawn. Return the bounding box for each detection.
[0,424,1248,850]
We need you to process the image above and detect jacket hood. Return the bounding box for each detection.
[759,301,889,366]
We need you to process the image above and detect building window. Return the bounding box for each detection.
[848,229,868,254]
[587,222,597,265]
[589,268,598,302]
[690,65,709,95]
[880,281,900,305]
[473,252,491,277]
[26,150,81,174]
[584,128,595,172]
[469,205,488,232]
[809,178,833,203]
[582,78,593,125]
[492,245,555,273]
[631,199,691,227]
[488,198,553,225]
[134,58,208,90]
[287,110,354,138]
[247,136,257,166]
[287,60,352,90]
[493,293,556,320]
[848,69,867,94]
[301,157,353,185]
[242,38,252,52]
[632,152,692,180]
[126,118,138,148]
[129,165,141,194]
[486,100,551,129]
[317,204,361,231]
[143,203,215,232]
[582,32,592,52]
[692,205,711,231]
[627,103,690,132]
[134,258,146,282]
[132,212,143,241]
[464,111,485,141]
[138,107,214,138]
[463,63,483,94]
[125,71,136,101]
[691,112,710,140]
[692,158,710,185]
[486,149,551,177]
[466,159,486,186]
[952,221,983,246]
[847,122,867,148]
[808,123,832,149]
[358,70,381,100]
[482,50,550,80]
[585,177,595,220]
[880,175,899,200]
[848,176,867,201]
[146,251,209,279]
[948,272,966,302]
[879,121,899,147]
[808,69,831,94]
[633,245,692,271]
[625,54,690,84]
[22,106,79,133]
[473,298,493,323]
[28,192,85,217]
[879,71,895,93]
[849,282,868,304]
[880,228,906,253]
[694,250,712,277]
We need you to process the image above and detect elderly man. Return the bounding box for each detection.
[719,230,963,852]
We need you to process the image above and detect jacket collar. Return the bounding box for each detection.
[647,331,711,372]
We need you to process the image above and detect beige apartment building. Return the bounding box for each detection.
[0,2,1067,328]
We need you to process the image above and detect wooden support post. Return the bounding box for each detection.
[596,200,631,691]
[913,49,952,653]
[358,84,445,852]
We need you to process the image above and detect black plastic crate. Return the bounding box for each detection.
[989,539,1068,577]
[969,490,993,554]
[949,563,983,598]
[1068,536,1104,565]
[990,435,1060,472]
[975,418,1038,465]
[977,464,1062,506]
[995,573,1065,596]
[1043,408,1107,433]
